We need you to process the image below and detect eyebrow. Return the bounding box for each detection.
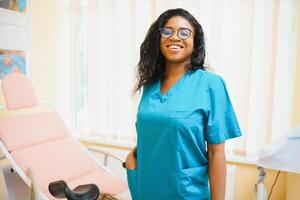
[163,26,192,30]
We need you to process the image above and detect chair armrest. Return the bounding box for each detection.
[87,147,124,166]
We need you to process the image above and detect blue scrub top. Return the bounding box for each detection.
[127,69,241,200]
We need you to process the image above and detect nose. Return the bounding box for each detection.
[169,30,180,41]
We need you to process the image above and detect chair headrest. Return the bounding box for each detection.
[1,73,38,109]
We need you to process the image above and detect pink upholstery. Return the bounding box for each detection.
[11,137,97,191]
[2,73,38,109]
[0,111,69,151]
[68,170,127,195]
[44,170,127,200]
[0,72,128,198]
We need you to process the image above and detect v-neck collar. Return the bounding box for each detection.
[156,69,191,98]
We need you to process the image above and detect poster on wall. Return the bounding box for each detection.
[0,49,26,79]
[0,0,30,81]
[0,0,27,13]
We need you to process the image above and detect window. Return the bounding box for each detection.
[72,0,297,156]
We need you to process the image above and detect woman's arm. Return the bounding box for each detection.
[125,147,137,170]
[208,142,226,200]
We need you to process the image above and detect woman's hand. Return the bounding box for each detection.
[125,148,137,170]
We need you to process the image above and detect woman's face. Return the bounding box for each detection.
[160,16,194,65]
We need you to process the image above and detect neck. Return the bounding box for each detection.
[164,61,190,80]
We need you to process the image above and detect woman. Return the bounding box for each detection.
[126,8,241,200]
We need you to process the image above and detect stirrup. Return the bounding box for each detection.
[48,180,99,200]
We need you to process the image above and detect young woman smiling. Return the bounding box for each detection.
[125,8,241,200]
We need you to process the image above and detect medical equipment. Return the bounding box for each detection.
[255,124,300,200]
[0,73,128,199]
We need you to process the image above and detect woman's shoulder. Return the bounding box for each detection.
[191,69,225,86]
[191,69,229,98]
[141,80,158,97]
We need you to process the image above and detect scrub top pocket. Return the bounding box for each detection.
[178,165,210,200]
[168,110,203,120]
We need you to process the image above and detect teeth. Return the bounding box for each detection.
[168,45,182,49]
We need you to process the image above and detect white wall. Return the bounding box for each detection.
[30,0,73,125]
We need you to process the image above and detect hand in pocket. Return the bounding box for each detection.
[125,147,137,170]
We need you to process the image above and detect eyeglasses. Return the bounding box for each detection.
[159,27,192,40]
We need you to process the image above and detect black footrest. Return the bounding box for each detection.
[48,180,99,200]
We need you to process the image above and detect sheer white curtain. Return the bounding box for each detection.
[72,0,297,156]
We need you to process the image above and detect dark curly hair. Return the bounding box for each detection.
[135,8,206,92]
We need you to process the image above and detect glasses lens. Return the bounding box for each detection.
[160,27,173,38]
[178,28,191,40]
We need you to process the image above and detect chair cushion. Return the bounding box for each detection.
[2,73,38,109]
[0,111,69,151]
[44,169,127,199]
[68,170,127,195]
[11,137,98,191]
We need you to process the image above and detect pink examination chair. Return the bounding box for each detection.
[0,73,128,199]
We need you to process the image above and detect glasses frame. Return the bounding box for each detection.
[159,27,193,40]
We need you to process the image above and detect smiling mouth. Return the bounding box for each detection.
[166,44,184,49]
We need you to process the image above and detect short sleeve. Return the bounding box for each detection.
[205,76,241,144]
